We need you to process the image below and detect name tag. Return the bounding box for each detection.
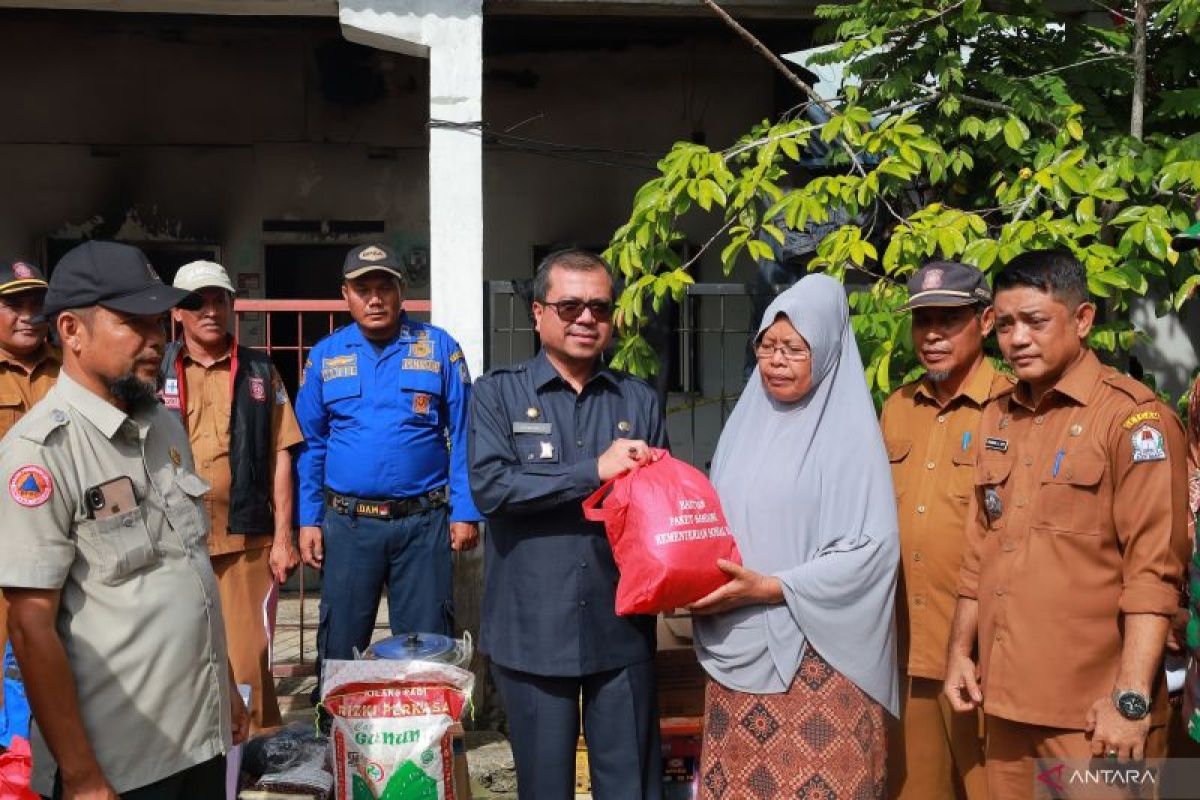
[985,437,1009,453]
[513,422,552,435]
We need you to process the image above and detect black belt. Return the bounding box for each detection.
[325,486,448,519]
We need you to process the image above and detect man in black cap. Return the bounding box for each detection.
[0,241,248,799]
[0,258,60,722]
[295,243,480,694]
[881,260,1012,800]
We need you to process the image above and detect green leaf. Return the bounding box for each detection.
[1003,117,1029,150]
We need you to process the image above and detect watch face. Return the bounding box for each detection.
[1117,692,1149,720]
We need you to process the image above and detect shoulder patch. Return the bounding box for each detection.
[1102,372,1156,404]
[1130,424,1167,462]
[9,464,53,507]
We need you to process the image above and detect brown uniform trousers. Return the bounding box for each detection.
[882,359,1012,800]
[0,345,59,714]
[180,347,303,732]
[958,350,1188,800]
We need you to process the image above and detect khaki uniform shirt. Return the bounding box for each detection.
[958,350,1188,730]
[0,371,231,795]
[180,347,304,555]
[881,359,1015,680]
[0,343,60,438]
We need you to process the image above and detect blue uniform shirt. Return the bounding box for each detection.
[295,314,481,526]
[469,350,668,676]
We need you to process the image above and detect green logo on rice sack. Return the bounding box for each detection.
[354,729,423,746]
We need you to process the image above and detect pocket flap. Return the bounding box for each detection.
[0,393,21,408]
[398,368,441,395]
[1043,456,1105,487]
[886,439,912,462]
[976,456,1012,485]
[174,472,211,498]
[952,450,975,467]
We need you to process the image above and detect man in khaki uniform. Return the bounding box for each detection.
[0,241,247,799]
[945,249,1188,799]
[0,258,59,717]
[883,261,1010,800]
[163,260,303,732]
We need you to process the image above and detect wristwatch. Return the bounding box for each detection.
[1112,689,1150,721]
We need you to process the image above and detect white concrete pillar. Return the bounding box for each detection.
[338,0,484,378]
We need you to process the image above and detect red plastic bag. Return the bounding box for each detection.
[582,449,741,615]
[0,736,38,800]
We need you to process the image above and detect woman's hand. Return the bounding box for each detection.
[687,560,784,615]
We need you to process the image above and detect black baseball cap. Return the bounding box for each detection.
[42,241,190,317]
[901,260,992,311]
[0,259,48,297]
[343,243,405,282]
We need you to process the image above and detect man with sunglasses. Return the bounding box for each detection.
[294,243,480,695]
[469,248,667,800]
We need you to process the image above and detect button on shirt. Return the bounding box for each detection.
[881,358,1014,680]
[295,316,480,525]
[0,371,230,795]
[958,350,1188,730]
[180,348,304,554]
[468,351,668,676]
[0,342,59,439]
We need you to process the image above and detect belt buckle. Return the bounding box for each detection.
[333,495,350,514]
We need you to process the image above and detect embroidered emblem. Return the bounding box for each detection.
[275,386,289,405]
[1122,410,1161,430]
[1130,424,1166,463]
[8,465,52,507]
[321,354,358,381]
[449,350,464,363]
[358,245,388,262]
[922,268,944,290]
[409,340,432,359]
[413,392,432,415]
[457,359,470,384]
[402,358,440,374]
[249,375,267,403]
[12,262,34,279]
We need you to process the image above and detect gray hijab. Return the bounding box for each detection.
[694,273,899,715]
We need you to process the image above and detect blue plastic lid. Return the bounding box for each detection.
[364,633,460,662]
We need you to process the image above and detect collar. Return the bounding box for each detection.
[348,314,411,352]
[55,370,135,441]
[180,336,233,367]
[913,357,998,408]
[0,341,58,372]
[1012,348,1101,410]
[531,349,616,391]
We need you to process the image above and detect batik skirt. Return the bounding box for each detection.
[699,646,886,799]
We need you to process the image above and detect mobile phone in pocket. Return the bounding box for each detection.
[84,476,137,520]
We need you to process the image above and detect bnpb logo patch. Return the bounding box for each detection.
[9,465,53,507]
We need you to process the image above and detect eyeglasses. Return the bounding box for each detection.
[755,343,811,362]
[541,299,614,322]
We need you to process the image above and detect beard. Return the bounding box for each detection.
[926,369,952,383]
[106,373,159,411]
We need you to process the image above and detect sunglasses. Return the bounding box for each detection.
[541,299,614,322]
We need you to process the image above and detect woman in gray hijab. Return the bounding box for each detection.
[689,273,899,799]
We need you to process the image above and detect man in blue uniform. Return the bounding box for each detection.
[469,248,667,800]
[295,243,480,679]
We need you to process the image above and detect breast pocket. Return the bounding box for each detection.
[76,508,159,586]
[1033,456,1107,534]
[514,433,561,464]
[951,450,975,504]
[398,369,443,426]
[0,393,23,433]
[170,470,211,547]
[322,374,361,404]
[886,439,912,503]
